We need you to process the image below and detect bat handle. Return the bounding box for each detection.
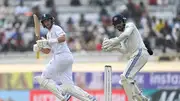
[36,36,40,59]
[36,51,40,59]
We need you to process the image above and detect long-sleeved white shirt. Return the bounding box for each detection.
[116,22,147,54]
[46,25,71,54]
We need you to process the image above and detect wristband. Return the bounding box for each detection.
[49,38,58,44]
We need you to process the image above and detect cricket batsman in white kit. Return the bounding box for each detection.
[33,14,97,101]
[102,14,153,101]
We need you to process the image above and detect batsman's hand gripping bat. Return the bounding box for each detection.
[33,14,40,59]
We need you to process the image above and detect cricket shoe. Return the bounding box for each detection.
[132,93,150,101]
[89,96,97,101]
[64,93,71,101]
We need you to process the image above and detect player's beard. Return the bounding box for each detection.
[115,23,125,32]
[46,23,53,30]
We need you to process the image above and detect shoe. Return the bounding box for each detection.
[89,96,97,101]
[64,93,71,101]
[133,93,150,101]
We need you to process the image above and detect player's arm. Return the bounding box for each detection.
[40,48,51,54]
[103,23,134,49]
[113,42,127,54]
[47,34,66,44]
[48,27,66,44]
[115,24,134,42]
[102,24,134,50]
[39,43,51,54]
[57,34,65,42]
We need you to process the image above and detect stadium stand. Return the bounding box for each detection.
[0,0,180,62]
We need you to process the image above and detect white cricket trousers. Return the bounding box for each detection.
[41,52,74,85]
[122,48,150,79]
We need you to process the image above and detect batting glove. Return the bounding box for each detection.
[33,44,41,52]
[36,37,49,48]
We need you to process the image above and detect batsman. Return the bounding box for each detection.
[102,14,153,101]
[33,14,97,101]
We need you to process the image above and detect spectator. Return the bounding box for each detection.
[157,0,169,5]
[67,36,81,52]
[140,14,150,38]
[66,17,76,32]
[46,0,54,8]
[177,4,180,18]
[70,0,81,6]
[89,0,104,6]
[104,0,113,5]
[12,16,23,28]
[15,0,29,15]
[80,25,96,50]
[0,31,7,52]
[120,5,129,19]
[1,23,14,52]
[155,19,165,33]
[103,25,116,38]
[176,28,180,52]
[151,16,157,30]
[0,0,14,20]
[139,2,147,16]
[147,16,157,49]
[172,17,180,41]
[134,6,142,28]
[160,21,174,52]
[126,0,136,19]
[26,6,41,28]
[82,26,93,44]
[49,6,60,26]
[79,14,87,27]
[99,7,109,18]
[0,0,179,54]
[90,25,103,51]
[149,0,157,5]
[9,27,24,52]
[67,36,76,52]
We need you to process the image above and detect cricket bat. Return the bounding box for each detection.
[33,14,40,59]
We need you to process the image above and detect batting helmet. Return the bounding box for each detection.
[40,14,54,28]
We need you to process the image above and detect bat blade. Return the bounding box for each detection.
[33,14,40,40]
[33,14,40,59]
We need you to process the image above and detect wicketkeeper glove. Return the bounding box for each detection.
[102,37,120,51]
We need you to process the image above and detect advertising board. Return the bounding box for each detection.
[30,90,127,101]
[0,90,29,101]
[34,72,180,89]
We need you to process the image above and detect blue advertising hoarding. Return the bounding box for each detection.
[33,72,180,89]
[0,90,29,101]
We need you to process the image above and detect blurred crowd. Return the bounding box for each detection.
[0,0,180,54]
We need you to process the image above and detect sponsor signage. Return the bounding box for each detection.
[30,90,127,101]
[33,72,180,89]
[0,90,29,101]
[73,72,180,89]
[151,89,180,101]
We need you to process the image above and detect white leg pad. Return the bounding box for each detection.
[120,75,149,101]
[129,80,149,101]
[120,75,135,101]
[64,93,71,101]
[34,76,65,101]
[61,84,96,101]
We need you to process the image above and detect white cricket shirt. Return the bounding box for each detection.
[118,22,147,54]
[46,25,71,54]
